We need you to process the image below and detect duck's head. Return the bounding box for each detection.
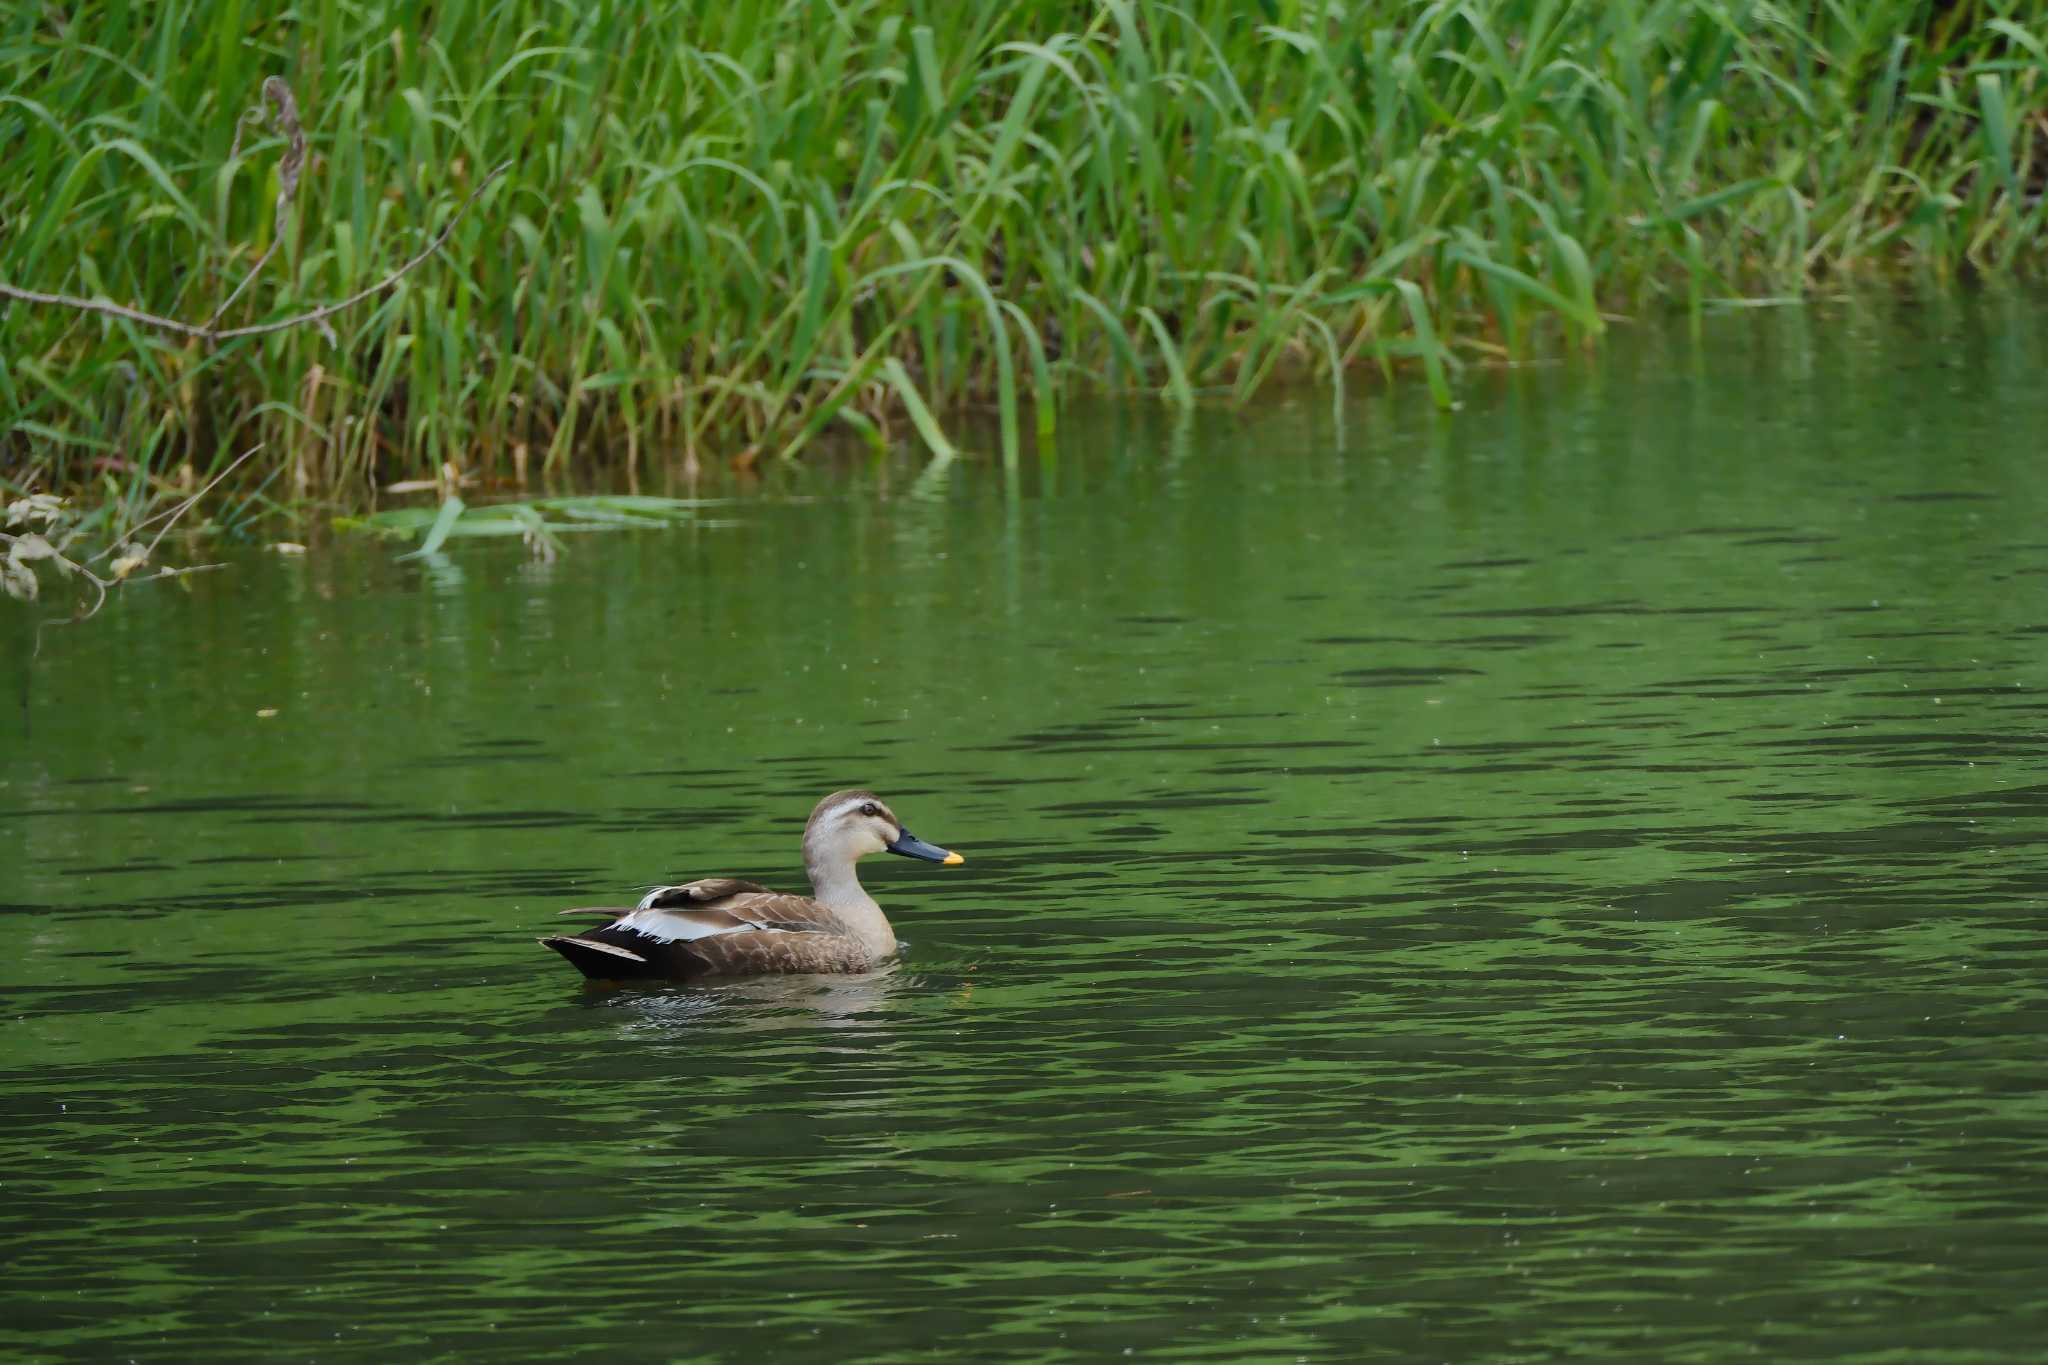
[804,789,965,866]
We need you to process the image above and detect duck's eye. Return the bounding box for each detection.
[860,802,879,817]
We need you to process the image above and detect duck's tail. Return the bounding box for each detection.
[539,934,659,981]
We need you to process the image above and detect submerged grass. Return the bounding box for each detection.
[341,493,735,558]
[2,0,2045,506]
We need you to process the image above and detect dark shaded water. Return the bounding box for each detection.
[5,297,2048,1361]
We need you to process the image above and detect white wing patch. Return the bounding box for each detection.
[613,907,785,944]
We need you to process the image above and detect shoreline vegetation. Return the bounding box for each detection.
[3,1,2045,530]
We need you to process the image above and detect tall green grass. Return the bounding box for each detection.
[3,0,2044,505]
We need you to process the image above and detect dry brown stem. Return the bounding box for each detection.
[205,76,308,328]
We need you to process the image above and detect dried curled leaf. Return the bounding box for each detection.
[264,78,305,236]
[8,532,59,564]
[109,543,150,580]
[5,494,66,529]
[2,558,37,602]
[211,76,309,330]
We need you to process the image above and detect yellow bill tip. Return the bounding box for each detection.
[943,851,965,866]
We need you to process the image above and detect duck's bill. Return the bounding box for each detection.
[887,828,965,865]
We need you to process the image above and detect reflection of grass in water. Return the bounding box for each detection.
[5,1,2045,503]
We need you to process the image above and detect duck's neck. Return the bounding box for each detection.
[804,851,897,958]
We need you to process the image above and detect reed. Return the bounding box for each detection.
[2,0,2043,506]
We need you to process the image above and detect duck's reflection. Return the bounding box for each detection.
[585,962,916,1040]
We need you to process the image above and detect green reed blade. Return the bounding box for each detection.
[1392,279,1453,411]
[881,357,957,461]
[1136,306,1193,409]
[399,493,466,559]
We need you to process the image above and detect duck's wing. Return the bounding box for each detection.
[626,879,850,936]
[541,906,754,981]
[541,887,866,980]
[714,891,860,936]
[635,878,775,910]
[548,879,788,935]
[539,921,869,980]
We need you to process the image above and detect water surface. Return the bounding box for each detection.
[5,296,2048,1361]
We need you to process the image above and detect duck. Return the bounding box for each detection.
[540,789,964,982]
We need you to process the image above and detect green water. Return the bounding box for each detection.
[5,298,2048,1361]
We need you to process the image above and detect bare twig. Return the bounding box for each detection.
[6,445,259,648]
[32,559,229,640]
[0,282,222,339]
[118,561,230,589]
[87,444,262,566]
[4,526,230,653]
[0,160,510,343]
[217,161,509,339]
